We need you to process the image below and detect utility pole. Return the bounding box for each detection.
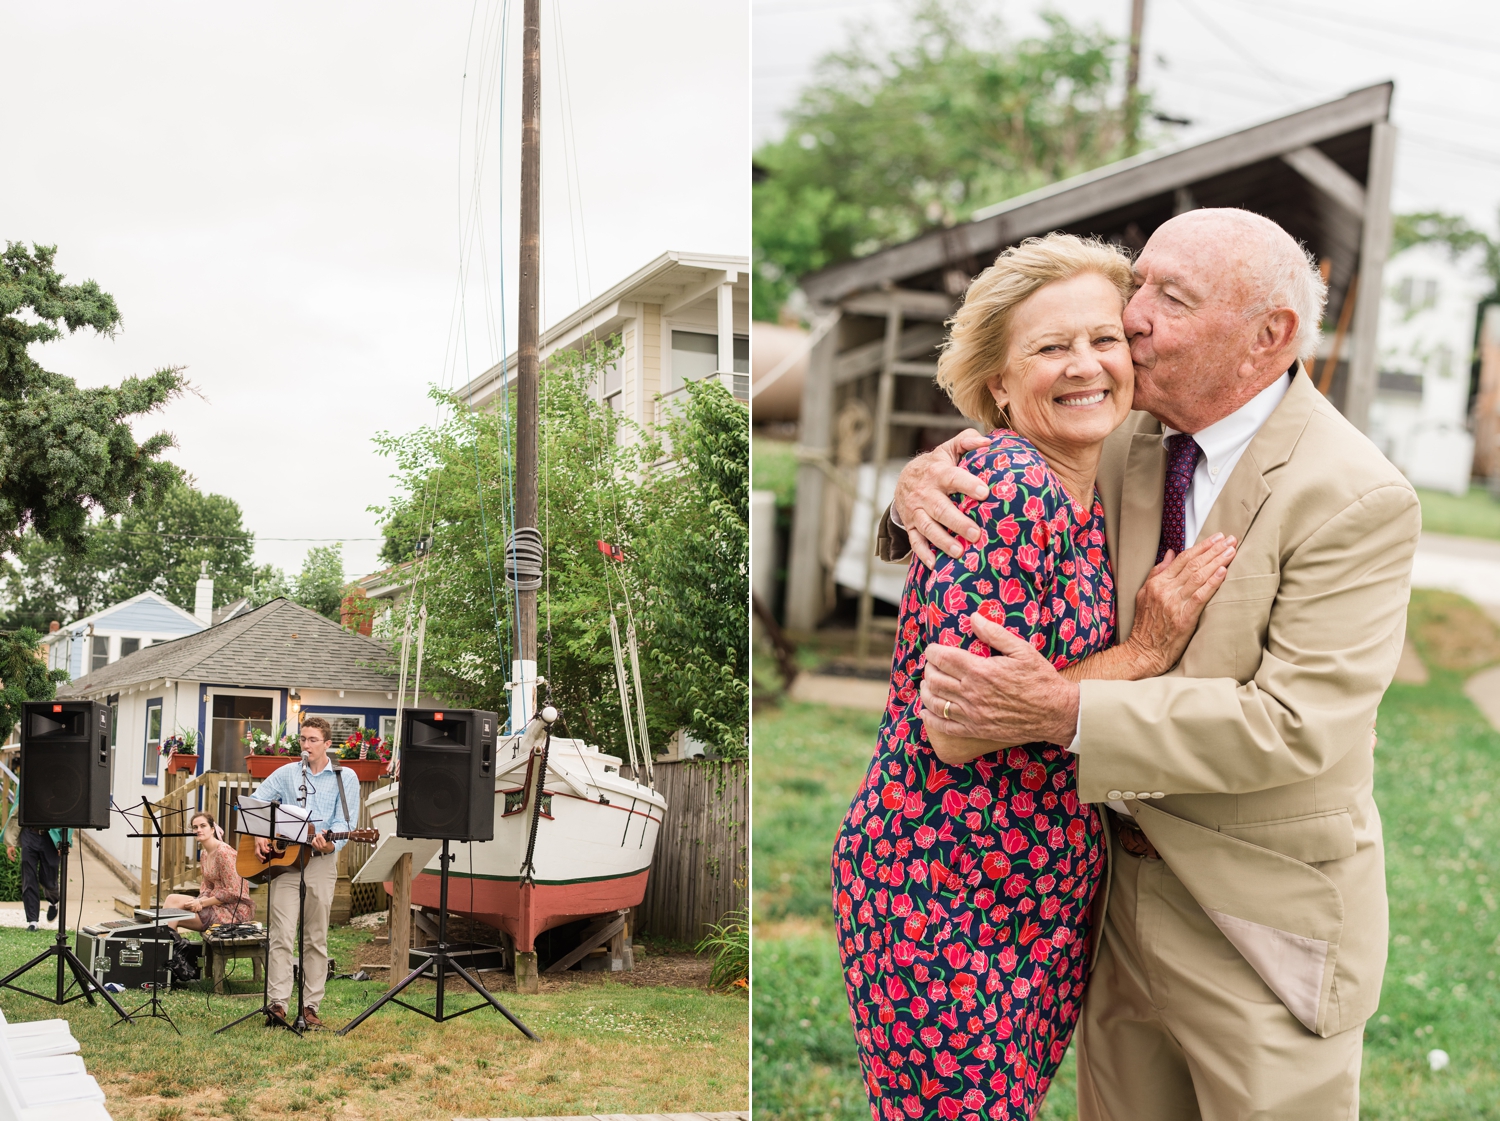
[1125,0,1147,154]
[516,0,541,667]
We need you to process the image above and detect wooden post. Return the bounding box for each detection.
[515,0,541,664]
[388,853,412,986]
[515,951,539,993]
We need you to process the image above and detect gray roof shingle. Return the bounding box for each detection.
[58,598,399,697]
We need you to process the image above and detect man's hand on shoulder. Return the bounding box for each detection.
[920,611,1080,748]
[893,430,991,567]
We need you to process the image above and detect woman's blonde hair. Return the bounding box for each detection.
[936,232,1136,430]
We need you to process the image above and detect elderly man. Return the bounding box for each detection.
[882,208,1418,1119]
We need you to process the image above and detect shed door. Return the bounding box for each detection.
[212,694,274,773]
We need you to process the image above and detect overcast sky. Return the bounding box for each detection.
[3,1,749,582]
[754,0,1500,228]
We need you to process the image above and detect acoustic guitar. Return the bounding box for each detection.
[236,826,379,884]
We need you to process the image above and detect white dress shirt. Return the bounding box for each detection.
[1072,371,1294,815]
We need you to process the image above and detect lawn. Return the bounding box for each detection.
[0,924,747,1121]
[1417,486,1500,540]
[752,590,1500,1119]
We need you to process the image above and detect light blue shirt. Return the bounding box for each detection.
[253,758,360,853]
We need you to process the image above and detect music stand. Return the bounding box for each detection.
[0,828,134,1024]
[214,798,311,1037]
[338,839,537,1039]
[118,798,199,1031]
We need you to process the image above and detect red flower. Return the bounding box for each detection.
[994,515,1021,544]
[1017,920,1042,946]
[1001,829,1027,854]
[882,781,906,810]
[920,1026,943,1048]
[967,785,991,809]
[904,913,928,940]
[1009,791,1034,816]
[1020,763,1046,791]
[997,945,1018,972]
[913,825,937,849]
[925,768,956,792]
[1028,845,1049,869]
[1016,544,1040,572]
[999,578,1026,605]
[941,788,968,816]
[950,972,977,1000]
[944,943,971,969]
[1029,937,1054,963]
[981,851,1010,880]
[1003,873,1028,898]
[943,585,968,615]
[938,1095,963,1120]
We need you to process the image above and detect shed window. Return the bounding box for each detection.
[91,637,109,673]
[143,700,163,784]
[120,638,140,658]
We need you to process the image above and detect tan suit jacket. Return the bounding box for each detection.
[880,371,1419,1039]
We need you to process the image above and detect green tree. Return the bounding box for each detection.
[294,544,347,620]
[753,1,1134,319]
[244,563,293,609]
[0,628,68,743]
[0,481,256,630]
[373,339,748,760]
[0,243,184,548]
[637,380,749,754]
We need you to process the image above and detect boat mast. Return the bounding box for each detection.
[514,0,541,702]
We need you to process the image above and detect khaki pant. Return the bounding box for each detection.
[266,853,338,1013]
[1075,829,1364,1121]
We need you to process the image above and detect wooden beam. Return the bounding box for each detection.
[833,323,945,386]
[802,83,1393,306]
[1343,121,1397,432]
[840,289,954,321]
[785,325,841,631]
[1280,146,1366,217]
[544,913,626,974]
[388,853,411,984]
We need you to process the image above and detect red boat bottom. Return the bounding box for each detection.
[388,869,651,953]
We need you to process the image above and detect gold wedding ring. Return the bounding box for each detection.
[943,700,952,720]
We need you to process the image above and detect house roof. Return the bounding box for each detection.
[41,591,203,645]
[458,249,750,410]
[58,598,398,698]
[799,82,1393,310]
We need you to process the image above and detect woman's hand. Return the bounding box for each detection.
[1121,534,1236,677]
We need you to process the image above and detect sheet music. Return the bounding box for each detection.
[235,797,314,842]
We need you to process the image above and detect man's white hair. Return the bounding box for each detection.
[1200,209,1328,359]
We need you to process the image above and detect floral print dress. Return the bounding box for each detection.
[832,432,1116,1121]
[196,843,255,928]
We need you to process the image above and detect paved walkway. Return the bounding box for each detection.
[0,839,132,931]
[1413,532,1500,618]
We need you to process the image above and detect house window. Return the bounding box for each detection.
[379,715,397,746]
[306,712,362,747]
[91,637,109,673]
[120,637,140,659]
[670,330,719,390]
[143,700,163,784]
[601,355,623,410]
[732,335,749,400]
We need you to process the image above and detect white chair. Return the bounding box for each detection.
[0,1027,103,1108]
[0,1014,76,1060]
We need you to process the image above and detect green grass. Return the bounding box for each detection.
[753,437,798,509]
[1417,486,1500,540]
[752,594,1500,1119]
[0,923,748,1119]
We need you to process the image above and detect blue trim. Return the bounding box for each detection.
[298,704,398,733]
[142,697,163,786]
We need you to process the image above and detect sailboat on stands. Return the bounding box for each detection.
[355,0,667,987]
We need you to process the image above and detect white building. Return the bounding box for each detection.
[42,592,206,681]
[1369,242,1484,494]
[456,250,750,431]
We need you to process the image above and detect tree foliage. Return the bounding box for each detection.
[244,545,347,620]
[372,341,749,760]
[1393,210,1500,305]
[753,1,1135,319]
[0,243,185,549]
[0,481,255,630]
[0,628,68,743]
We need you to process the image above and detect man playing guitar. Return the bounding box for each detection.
[252,715,361,1030]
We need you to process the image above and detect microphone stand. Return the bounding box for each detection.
[215,799,304,1037]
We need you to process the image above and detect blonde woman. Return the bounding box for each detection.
[831,233,1233,1120]
[165,812,253,931]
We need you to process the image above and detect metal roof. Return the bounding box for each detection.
[58,597,399,698]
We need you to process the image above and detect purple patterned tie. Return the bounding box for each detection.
[1157,433,1202,565]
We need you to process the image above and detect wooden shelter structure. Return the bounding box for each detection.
[784,82,1397,632]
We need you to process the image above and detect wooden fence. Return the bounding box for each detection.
[634,759,747,944]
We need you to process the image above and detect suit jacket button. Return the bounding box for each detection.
[1151,792,1165,799]
[1122,791,1137,800]
[1107,790,1123,800]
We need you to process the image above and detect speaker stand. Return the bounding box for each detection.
[338,841,537,1038]
[0,841,134,1023]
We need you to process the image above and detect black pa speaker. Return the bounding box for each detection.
[397,709,497,842]
[20,701,112,829]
